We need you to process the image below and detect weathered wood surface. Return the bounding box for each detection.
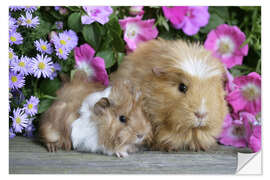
[9,136,252,174]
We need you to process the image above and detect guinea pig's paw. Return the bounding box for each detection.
[62,140,72,151]
[115,151,129,158]
[46,142,58,152]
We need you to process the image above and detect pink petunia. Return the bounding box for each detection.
[226,72,261,115]
[204,24,249,69]
[248,125,261,152]
[81,6,113,25]
[162,6,188,29]
[119,16,158,51]
[74,43,109,86]
[218,114,247,148]
[225,68,237,94]
[129,6,144,16]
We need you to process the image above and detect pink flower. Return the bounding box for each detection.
[129,6,144,16]
[248,125,261,152]
[163,6,209,36]
[218,114,247,148]
[225,69,237,94]
[226,72,261,115]
[204,24,249,69]
[74,43,109,86]
[81,6,113,25]
[119,16,158,51]
[162,6,188,28]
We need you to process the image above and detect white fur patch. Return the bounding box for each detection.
[199,98,207,114]
[179,57,221,79]
[71,87,112,154]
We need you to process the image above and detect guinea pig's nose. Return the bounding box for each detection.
[194,112,207,119]
[136,134,144,139]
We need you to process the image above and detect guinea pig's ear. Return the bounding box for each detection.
[93,97,110,115]
[152,67,167,77]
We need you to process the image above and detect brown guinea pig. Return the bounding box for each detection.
[110,38,228,151]
[71,81,152,157]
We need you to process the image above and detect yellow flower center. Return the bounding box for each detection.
[26,19,32,24]
[11,76,17,83]
[16,117,21,124]
[68,37,71,41]
[18,61,25,67]
[60,40,66,45]
[218,42,230,54]
[51,67,55,73]
[10,36,17,42]
[242,85,260,101]
[28,104,33,109]
[59,48,63,55]
[41,45,47,51]
[38,62,46,70]
[9,52,13,59]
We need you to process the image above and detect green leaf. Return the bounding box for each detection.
[96,50,115,68]
[66,6,81,12]
[82,24,102,50]
[117,52,125,66]
[38,99,53,114]
[68,12,83,32]
[39,78,61,96]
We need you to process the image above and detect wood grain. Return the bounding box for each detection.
[9,136,252,174]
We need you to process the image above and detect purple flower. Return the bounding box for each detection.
[23,6,37,13]
[9,31,23,45]
[9,16,18,32]
[119,16,158,51]
[81,6,113,25]
[10,56,31,76]
[9,47,18,61]
[34,39,53,54]
[64,30,78,49]
[49,63,61,80]
[204,24,249,69]
[11,108,29,133]
[19,12,39,28]
[9,128,16,139]
[24,96,39,116]
[9,6,24,11]
[74,43,109,86]
[55,47,69,60]
[9,71,25,89]
[55,21,63,30]
[23,123,36,137]
[52,32,72,51]
[59,7,68,15]
[54,6,60,11]
[30,54,53,78]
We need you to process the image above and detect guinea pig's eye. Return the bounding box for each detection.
[178,83,188,93]
[119,115,127,123]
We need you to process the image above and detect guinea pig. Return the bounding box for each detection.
[110,38,228,151]
[71,81,152,157]
[39,70,106,152]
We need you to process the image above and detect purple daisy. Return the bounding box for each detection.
[9,47,18,61]
[30,54,53,78]
[9,6,24,11]
[64,30,78,49]
[9,128,16,139]
[54,6,61,11]
[24,96,39,116]
[23,123,36,137]
[11,108,29,133]
[10,56,31,76]
[49,63,61,80]
[9,31,23,45]
[34,39,53,54]
[55,47,69,60]
[52,32,72,50]
[20,12,39,28]
[9,16,18,32]
[9,71,25,89]
[23,6,37,13]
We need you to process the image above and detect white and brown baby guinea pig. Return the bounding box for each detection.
[71,81,152,158]
[110,38,228,151]
[39,70,106,152]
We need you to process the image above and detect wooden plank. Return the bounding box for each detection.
[9,136,252,174]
